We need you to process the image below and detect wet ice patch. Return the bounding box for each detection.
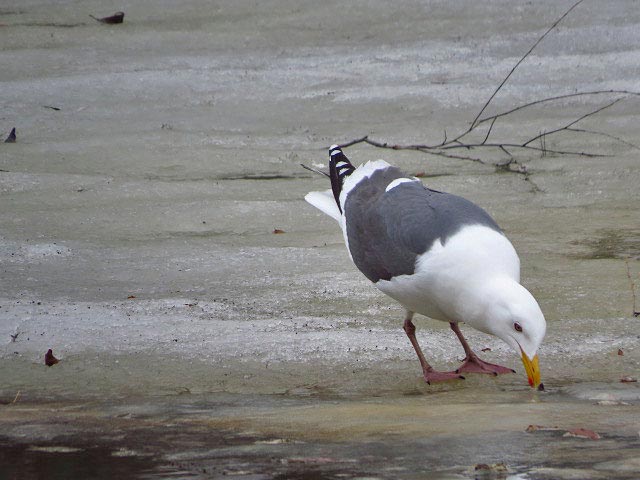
[571,228,640,260]
[562,382,640,403]
[594,457,640,473]
[28,446,83,453]
[111,448,149,457]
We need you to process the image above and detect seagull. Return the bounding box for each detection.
[305,145,546,388]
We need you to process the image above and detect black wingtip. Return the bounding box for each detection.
[328,145,355,213]
[329,145,354,174]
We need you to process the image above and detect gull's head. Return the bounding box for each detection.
[482,278,547,389]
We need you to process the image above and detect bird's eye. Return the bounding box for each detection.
[514,322,523,332]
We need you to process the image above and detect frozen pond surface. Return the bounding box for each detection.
[1,0,640,478]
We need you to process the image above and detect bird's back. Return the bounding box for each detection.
[343,165,503,284]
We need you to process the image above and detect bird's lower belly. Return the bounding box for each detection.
[375,277,452,322]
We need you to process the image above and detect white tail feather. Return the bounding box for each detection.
[305,189,341,222]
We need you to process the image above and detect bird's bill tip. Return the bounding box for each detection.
[520,351,541,389]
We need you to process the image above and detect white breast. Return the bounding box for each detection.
[375,224,520,324]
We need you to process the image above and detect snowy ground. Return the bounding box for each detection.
[1,1,640,478]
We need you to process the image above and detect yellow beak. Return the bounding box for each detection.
[520,351,541,388]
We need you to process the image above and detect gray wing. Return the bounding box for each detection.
[345,180,502,283]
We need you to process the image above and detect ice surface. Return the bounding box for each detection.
[1,1,640,478]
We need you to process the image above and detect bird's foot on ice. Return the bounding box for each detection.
[423,368,465,385]
[455,354,515,376]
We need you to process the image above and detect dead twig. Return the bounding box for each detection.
[300,163,329,177]
[481,118,498,145]
[333,0,637,174]
[564,127,640,151]
[338,135,370,149]
[539,130,547,157]
[624,258,639,317]
[470,0,585,129]
[439,142,611,158]
[522,98,623,147]
[335,135,612,166]
[475,90,640,126]
[416,148,487,164]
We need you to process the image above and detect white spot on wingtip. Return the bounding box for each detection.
[385,177,419,192]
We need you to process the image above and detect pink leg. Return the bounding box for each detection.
[403,312,465,384]
[449,322,515,375]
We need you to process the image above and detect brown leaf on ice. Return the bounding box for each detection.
[0,390,21,406]
[414,171,426,178]
[127,295,136,299]
[481,347,492,352]
[563,428,600,440]
[526,424,561,432]
[620,376,637,383]
[617,348,624,356]
[273,229,286,234]
[474,462,507,472]
[45,349,59,366]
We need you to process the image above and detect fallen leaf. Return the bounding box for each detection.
[526,424,561,432]
[474,462,507,472]
[273,229,285,234]
[620,376,637,383]
[0,390,22,406]
[45,349,59,366]
[481,347,492,352]
[618,348,624,356]
[563,428,600,440]
[90,11,124,24]
[414,171,426,178]
[127,295,136,299]
[4,127,16,143]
